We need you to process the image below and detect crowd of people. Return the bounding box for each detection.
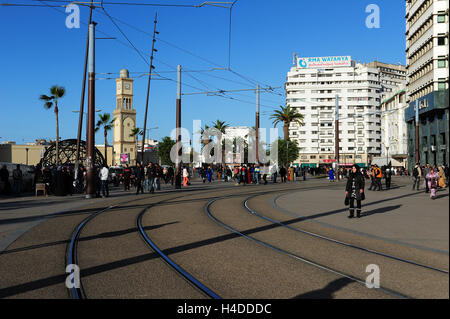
[411,163,449,199]
[194,164,307,186]
[1,159,448,202]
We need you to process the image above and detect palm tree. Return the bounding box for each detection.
[129,127,143,164]
[39,85,66,164]
[95,113,115,166]
[270,105,304,140]
[199,124,211,149]
[211,120,230,167]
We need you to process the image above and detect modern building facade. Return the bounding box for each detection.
[113,69,138,165]
[405,0,449,170]
[285,56,383,168]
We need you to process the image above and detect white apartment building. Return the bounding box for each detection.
[367,61,407,99]
[285,56,383,168]
[380,86,408,167]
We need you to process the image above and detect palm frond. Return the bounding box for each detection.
[44,101,53,109]
[50,85,66,98]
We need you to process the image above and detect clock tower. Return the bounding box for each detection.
[113,68,137,165]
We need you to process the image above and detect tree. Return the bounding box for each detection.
[158,136,176,165]
[95,113,114,166]
[39,85,66,164]
[270,105,304,140]
[274,138,300,166]
[129,127,143,164]
[211,120,230,167]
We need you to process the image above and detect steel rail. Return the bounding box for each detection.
[264,193,449,274]
[205,197,410,299]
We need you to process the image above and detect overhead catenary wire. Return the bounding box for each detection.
[15,1,285,113]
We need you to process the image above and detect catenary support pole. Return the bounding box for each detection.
[335,94,340,180]
[415,100,420,165]
[86,22,96,199]
[75,1,94,183]
[141,12,158,165]
[255,84,260,164]
[175,65,182,189]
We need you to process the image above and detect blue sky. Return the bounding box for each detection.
[0,0,406,145]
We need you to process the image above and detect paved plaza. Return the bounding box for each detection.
[0,176,448,299]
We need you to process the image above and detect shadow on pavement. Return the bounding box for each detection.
[0,222,178,256]
[361,205,402,218]
[292,277,353,299]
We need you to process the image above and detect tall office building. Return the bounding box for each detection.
[405,0,449,169]
[285,56,382,168]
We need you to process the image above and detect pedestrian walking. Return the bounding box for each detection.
[12,164,23,195]
[271,165,278,183]
[438,165,446,188]
[280,166,287,183]
[167,165,174,186]
[328,167,335,182]
[135,162,144,195]
[99,165,109,197]
[345,164,365,218]
[385,165,392,190]
[0,164,10,195]
[426,168,439,199]
[412,162,422,190]
[423,163,431,193]
[207,167,213,183]
[146,163,156,194]
[123,164,131,191]
[183,166,189,186]
[65,167,74,196]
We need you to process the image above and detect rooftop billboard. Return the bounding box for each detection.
[297,56,352,69]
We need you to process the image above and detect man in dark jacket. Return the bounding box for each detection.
[0,165,10,195]
[345,164,365,218]
[135,162,144,195]
[123,164,131,191]
[280,166,287,183]
[12,164,23,195]
[146,162,156,194]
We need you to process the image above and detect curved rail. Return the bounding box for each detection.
[206,197,409,299]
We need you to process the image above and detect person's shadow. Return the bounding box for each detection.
[293,277,352,299]
[360,205,402,218]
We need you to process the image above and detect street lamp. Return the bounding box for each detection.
[386,146,389,167]
[286,140,290,167]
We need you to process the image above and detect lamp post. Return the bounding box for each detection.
[286,140,290,167]
[386,146,389,167]
[26,148,29,165]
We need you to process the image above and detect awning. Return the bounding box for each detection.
[370,157,405,167]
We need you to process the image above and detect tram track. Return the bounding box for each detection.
[205,196,410,299]
[244,195,449,275]
[66,181,355,299]
[205,186,449,299]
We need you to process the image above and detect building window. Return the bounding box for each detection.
[437,15,445,23]
[437,37,446,46]
[438,60,446,68]
[438,82,447,90]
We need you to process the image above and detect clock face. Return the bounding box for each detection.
[124,83,131,90]
[116,82,121,92]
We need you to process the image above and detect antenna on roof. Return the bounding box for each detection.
[293,52,297,66]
